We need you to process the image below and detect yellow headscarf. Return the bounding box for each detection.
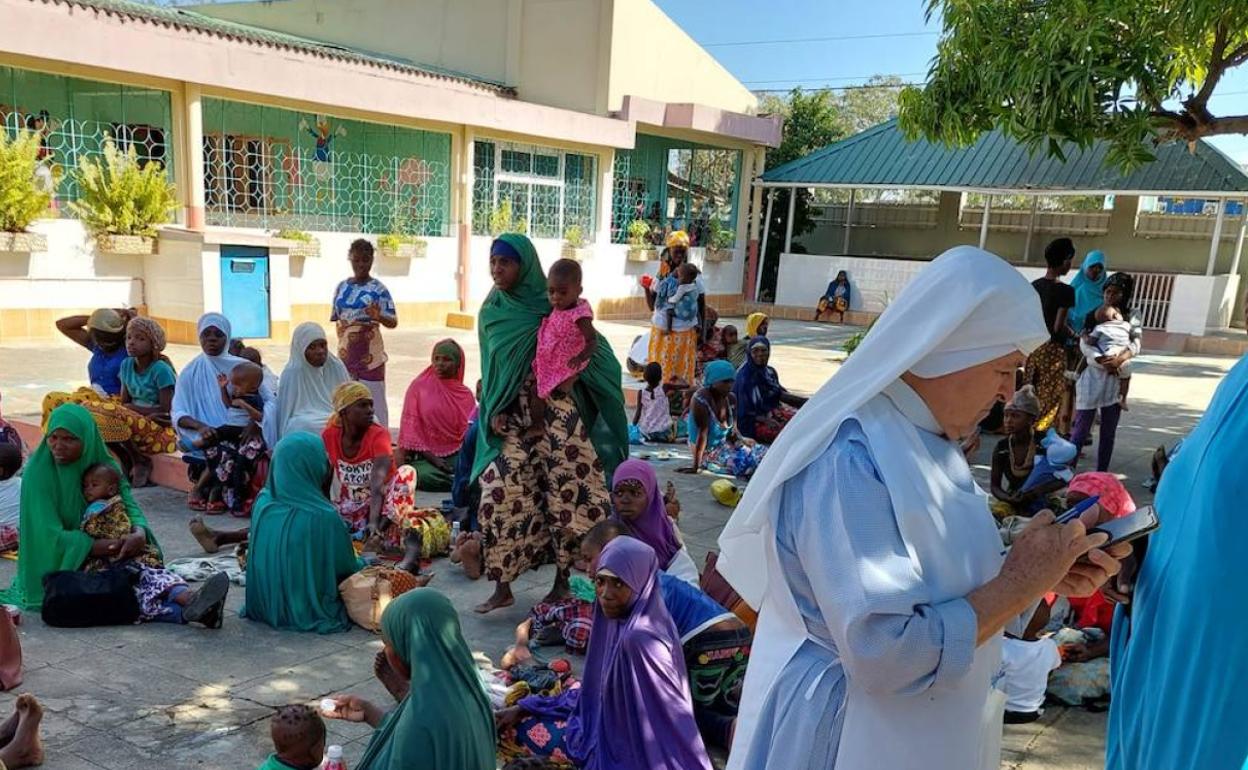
[330,381,372,425]
[666,230,691,249]
[746,312,769,338]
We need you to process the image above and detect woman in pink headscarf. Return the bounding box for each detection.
[398,339,476,492]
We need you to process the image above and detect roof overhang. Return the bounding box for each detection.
[754,181,1248,198]
[618,95,782,148]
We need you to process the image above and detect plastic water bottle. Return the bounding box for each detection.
[322,745,347,770]
[450,520,461,543]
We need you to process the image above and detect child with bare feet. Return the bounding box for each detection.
[80,463,162,571]
[258,704,325,770]
[188,361,268,511]
[0,694,44,769]
[525,258,598,440]
[1084,304,1133,410]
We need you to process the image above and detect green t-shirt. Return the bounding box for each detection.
[119,358,176,407]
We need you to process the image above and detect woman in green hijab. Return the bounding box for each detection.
[472,234,628,613]
[326,589,495,770]
[242,432,362,634]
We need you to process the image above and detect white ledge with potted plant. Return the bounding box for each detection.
[272,228,321,258]
[626,219,656,262]
[704,219,734,262]
[377,232,427,259]
[68,138,177,255]
[560,225,592,261]
[0,130,51,254]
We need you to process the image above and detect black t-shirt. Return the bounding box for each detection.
[1031,277,1074,342]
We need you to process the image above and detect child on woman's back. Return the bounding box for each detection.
[80,463,162,571]
[633,362,677,442]
[662,263,702,333]
[528,258,599,438]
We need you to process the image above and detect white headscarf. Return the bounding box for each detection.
[171,313,250,450]
[721,247,1049,769]
[268,322,350,442]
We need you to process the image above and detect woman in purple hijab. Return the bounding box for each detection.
[610,459,701,585]
[497,537,713,770]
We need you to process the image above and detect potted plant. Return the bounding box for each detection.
[0,130,51,254]
[626,219,655,262]
[488,199,529,238]
[561,224,592,261]
[704,219,735,262]
[68,138,177,255]
[377,232,427,259]
[273,228,320,258]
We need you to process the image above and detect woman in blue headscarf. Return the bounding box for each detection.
[682,360,768,478]
[1070,251,1108,332]
[732,337,807,443]
[1106,354,1248,768]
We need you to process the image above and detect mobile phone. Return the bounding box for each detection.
[1088,504,1159,548]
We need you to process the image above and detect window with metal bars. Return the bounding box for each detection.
[471,139,597,240]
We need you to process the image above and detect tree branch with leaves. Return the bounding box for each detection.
[898,0,1248,169]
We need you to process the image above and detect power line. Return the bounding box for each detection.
[702,31,938,47]
[744,72,927,85]
[753,82,923,94]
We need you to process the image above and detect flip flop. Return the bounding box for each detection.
[187,497,207,512]
[182,572,230,627]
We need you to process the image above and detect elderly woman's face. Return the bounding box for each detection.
[909,352,1025,439]
[304,338,329,368]
[46,428,83,465]
[199,326,228,356]
[490,254,521,291]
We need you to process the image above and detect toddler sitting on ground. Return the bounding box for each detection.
[1084,304,1133,410]
[80,463,163,571]
[527,258,599,439]
[633,362,678,442]
[258,704,326,770]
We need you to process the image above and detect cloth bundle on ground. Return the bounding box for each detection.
[473,234,628,483]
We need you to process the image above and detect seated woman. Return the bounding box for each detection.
[743,311,769,346]
[323,383,428,571]
[44,315,178,486]
[988,385,1046,518]
[610,459,699,585]
[242,433,362,634]
[264,322,350,447]
[53,308,130,396]
[173,314,272,514]
[324,590,496,770]
[0,404,228,627]
[814,270,851,323]
[496,537,713,770]
[683,361,766,479]
[733,337,807,444]
[398,339,476,492]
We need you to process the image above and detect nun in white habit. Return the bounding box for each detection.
[719,247,1129,770]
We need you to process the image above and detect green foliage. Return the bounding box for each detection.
[0,131,53,233]
[626,219,651,247]
[488,198,528,237]
[899,0,1248,170]
[563,224,587,249]
[67,138,177,237]
[707,217,734,249]
[275,228,313,242]
[377,232,418,251]
[843,315,878,356]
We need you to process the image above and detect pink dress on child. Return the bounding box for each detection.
[534,299,594,398]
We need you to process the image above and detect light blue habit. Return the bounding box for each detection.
[1107,354,1248,769]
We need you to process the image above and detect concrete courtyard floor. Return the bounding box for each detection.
[0,318,1239,768]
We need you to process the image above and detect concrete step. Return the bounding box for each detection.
[13,419,193,492]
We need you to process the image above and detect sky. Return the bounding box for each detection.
[654,0,1248,165]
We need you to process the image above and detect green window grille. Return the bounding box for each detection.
[201,98,452,237]
[0,65,174,211]
[471,139,597,239]
[610,134,741,247]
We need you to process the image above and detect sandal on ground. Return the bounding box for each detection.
[188,496,207,512]
[205,501,227,514]
[182,572,230,628]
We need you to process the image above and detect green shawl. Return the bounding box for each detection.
[0,403,158,610]
[242,433,361,634]
[473,233,628,482]
[356,590,495,770]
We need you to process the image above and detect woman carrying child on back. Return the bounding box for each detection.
[527,259,599,439]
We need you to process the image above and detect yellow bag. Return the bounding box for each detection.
[338,566,419,632]
[410,513,452,558]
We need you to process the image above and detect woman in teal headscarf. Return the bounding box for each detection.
[325,589,495,770]
[241,432,361,634]
[1106,354,1248,768]
[472,234,627,614]
[1070,250,1108,332]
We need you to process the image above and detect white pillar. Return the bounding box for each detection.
[748,150,765,243]
[1023,196,1038,262]
[843,190,855,254]
[783,188,797,253]
[978,195,991,249]
[1232,198,1247,276]
[1207,197,1227,275]
[183,84,205,230]
[756,190,776,302]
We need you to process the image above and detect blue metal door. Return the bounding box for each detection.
[220,246,271,339]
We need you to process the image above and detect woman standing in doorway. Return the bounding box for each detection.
[331,239,397,430]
